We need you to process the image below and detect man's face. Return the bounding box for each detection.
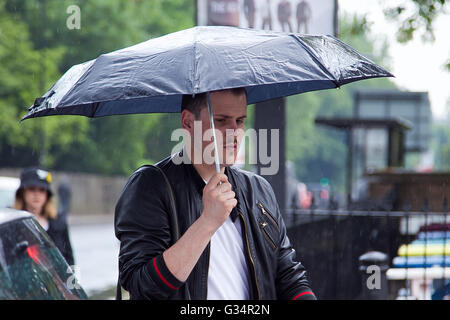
[185,90,247,167]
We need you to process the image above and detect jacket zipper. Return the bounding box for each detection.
[257,202,279,231]
[259,221,276,250]
[239,211,261,300]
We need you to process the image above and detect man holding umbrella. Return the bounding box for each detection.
[114,88,316,300]
[22,25,392,300]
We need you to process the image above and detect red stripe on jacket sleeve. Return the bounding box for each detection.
[153,257,179,290]
[292,291,316,300]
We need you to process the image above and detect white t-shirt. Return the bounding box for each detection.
[204,179,250,300]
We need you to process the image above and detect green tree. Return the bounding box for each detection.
[2,0,195,175]
[0,3,89,168]
[383,0,448,43]
[4,0,194,72]
[383,0,450,71]
[51,114,161,175]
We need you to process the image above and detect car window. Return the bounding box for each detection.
[0,217,87,300]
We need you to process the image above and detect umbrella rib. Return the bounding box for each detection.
[53,59,97,112]
[90,102,100,117]
[290,35,340,87]
[192,31,199,94]
[330,35,394,78]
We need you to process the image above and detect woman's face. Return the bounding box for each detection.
[23,186,47,214]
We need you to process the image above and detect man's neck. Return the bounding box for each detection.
[193,162,225,183]
[185,147,226,182]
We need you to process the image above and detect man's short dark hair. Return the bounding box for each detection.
[181,88,246,119]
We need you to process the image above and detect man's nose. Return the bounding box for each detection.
[226,126,240,137]
[231,119,244,130]
[227,121,238,130]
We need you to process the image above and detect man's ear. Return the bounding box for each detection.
[181,109,194,130]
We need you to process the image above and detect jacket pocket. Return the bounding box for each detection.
[257,202,279,231]
[258,219,277,251]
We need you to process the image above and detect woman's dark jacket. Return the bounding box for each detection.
[47,216,75,267]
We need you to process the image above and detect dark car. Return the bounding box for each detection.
[0,208,87,300]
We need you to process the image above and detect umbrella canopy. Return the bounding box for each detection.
[22,26,392,121]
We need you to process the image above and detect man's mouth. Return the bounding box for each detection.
[224,141,237,150]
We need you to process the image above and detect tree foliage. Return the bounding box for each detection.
[383,0,449,71]
[0,3,89,168]
[0,0,194,175]
[383,0,448,43]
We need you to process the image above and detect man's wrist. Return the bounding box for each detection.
[197,212,219,236]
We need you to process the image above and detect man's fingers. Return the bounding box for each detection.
[204,173,228,191]
[218,191,235,201]
[226,198,238,208]
[216,182,232,193]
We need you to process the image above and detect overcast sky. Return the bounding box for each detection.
[339,0,450,119]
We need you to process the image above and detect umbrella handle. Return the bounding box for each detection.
[206,92,221,174]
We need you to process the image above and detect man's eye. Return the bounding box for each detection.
[216,119,225,123]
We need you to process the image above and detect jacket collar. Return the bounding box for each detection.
[225,167,245,221]
[172,148,206,195]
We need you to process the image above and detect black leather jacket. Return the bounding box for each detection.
[114,151,315,300]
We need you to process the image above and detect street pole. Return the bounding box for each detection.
[255,98,287,218]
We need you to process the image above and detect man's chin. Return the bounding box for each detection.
[220,162,235,168]
[221,150,237,167]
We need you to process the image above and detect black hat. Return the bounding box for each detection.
[18,167,53,196]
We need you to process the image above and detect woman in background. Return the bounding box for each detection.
[14,167,74,266]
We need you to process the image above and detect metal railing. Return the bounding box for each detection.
[283,197,450,300]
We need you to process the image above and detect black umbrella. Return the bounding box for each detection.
[23,26,393,172]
